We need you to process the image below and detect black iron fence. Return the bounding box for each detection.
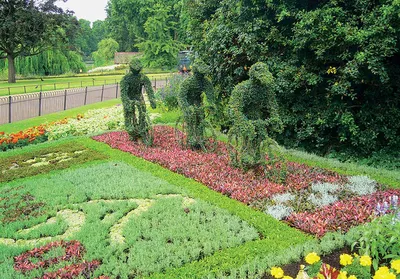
[0,79,168,125]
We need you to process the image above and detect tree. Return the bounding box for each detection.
[92,38,119,67]
[136,4,182,68]
[0,0,78,83]
[187,0,400,159]
[106,0,188,54]
[75,19,96,58]
[92,20,108,49]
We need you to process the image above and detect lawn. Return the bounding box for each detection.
[0,73,172,96]
[1,107,399,278]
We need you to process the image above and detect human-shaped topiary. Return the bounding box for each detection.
[121,58,156,145]
[178,60,214,150]
[228,62,283,170]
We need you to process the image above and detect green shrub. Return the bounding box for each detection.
[155,74,187,111]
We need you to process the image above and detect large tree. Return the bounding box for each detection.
[106,0,188,53]
[187,0,400,159]
[0,0,78,83]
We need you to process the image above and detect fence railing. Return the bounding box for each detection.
[0,79,168,125]
[0,77,170,96]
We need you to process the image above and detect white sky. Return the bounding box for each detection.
[57,0,108,23]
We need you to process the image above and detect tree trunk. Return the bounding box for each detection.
[7,54,16,83]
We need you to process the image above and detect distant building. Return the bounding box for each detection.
[114,52,141,65]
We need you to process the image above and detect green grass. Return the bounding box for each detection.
[0,73,172,96]
[0,98,121,133]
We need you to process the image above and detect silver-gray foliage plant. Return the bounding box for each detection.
[265,204,294,220]
[311,182,340,194]
[272,192,295,204]
[308,193,338,207]
[345,175,377,195]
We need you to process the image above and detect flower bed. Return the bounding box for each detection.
[0,106,124,152]
[14,240,108,279]
[93,126,400,236]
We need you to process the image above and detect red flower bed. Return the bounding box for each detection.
[14,240,108,279]
[94,126,399,236]
[93,126,343,205]
[286,189,400,237]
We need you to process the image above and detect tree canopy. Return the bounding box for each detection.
[0,0,78,83]
[186,0,400,160]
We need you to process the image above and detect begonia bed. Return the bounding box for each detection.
[93,126,400,236]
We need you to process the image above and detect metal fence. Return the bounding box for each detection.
[0,79,168,125]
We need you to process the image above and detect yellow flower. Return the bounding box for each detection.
[373,266,396,279]
[338,271,348,279]
[305,252,321,265]
[340,254,353,266]
[391,259,400,274]
[283,276,293,279]
[348,275,357,279]
[271,267,284,279]
[359,255,372,267]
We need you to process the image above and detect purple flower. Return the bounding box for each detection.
[375,202,387,216]
[390,195,398,208]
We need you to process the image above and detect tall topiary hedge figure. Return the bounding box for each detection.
[178,60,214,150]
[228,62,283,170]
[121,58,156,145]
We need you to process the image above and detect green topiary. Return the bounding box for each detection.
[121,58,157,145]
[177,60,215,150]
[228,62,283,170]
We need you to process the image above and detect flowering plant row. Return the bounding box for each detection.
[93,126,398,236]
[0,105,124,152]
[46,105,124,141]
[14,240,109,278]
[270,252,400,279]
[0,123,55,151]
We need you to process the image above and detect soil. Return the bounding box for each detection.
[262,246,352,279]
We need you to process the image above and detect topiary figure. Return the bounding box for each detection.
[228,62,283,170]
[177,60,214,150]
[121,58,156,145]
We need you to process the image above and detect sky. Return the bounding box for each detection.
[57,0,109,23]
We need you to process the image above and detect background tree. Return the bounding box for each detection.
[74,19,96,59]
[92,20,109,49]
[136,4,182,68]
[92,38,119,67]
[0,0,78,83]
[106,0,188,61]
[186,0,400,163]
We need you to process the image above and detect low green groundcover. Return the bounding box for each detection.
[0,142,107,183]
[0,162,259,278]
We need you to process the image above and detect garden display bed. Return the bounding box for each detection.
[94,126,400,236]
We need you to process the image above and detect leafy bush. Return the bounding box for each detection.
[189,0,400,160]
[155,74,187,111]
[354,195,400,270]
